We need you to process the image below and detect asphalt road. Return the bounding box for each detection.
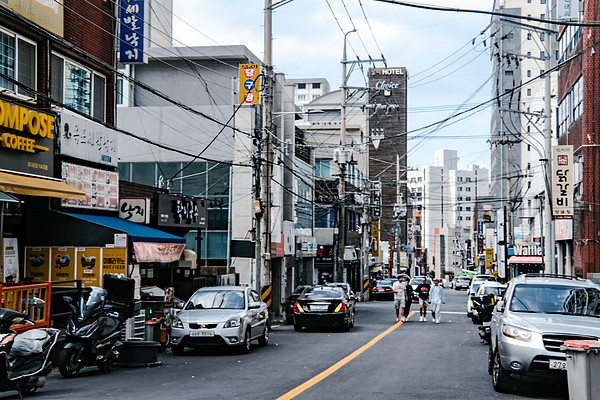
[0,289,569,399]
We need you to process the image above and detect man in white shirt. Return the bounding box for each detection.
[429,278,446,324]
[392,276,407,322]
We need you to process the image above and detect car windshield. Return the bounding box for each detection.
[474,276,496,282]
[377,280,392,287]
[470,283,482,293]
[186,290,245,310]
[458,277,470,282]
[303,288,343,299]
[510,284,600,316]
[411,278,431,285]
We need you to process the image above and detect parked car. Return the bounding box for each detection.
[285,285,312,324]
[371,279,394,300]
[472,274,497,283]
[470,282,507,324]
[170,286,269,355]
[410,276,432,300]
[466,280,486,317]
[293,285,355,332]
[454,276,471,290]
[489,274,600,393]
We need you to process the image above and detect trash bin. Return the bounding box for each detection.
[561,340,600,400]
[144,319,162,342]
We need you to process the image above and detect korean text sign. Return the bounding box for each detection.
[119,0,147,64]
[552,145,574,218]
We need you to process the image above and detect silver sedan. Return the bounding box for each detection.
[170,286,269,355]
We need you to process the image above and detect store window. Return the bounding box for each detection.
[51,53,106,122]
[0,28,36,98]
[315,160,331,178]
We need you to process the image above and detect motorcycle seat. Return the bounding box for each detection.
[10,329,53,357]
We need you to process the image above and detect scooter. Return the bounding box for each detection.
[471,293,496,344]
[0,300,59,398]
[58,287,126,378]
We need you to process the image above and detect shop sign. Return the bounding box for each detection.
[371,221,380,257]
[296,236,317,257]
[557,0,581,21]
[283,221,295,256]
[76,247,101,287]
[2,238,19,283]
[59,109,118,166]
[555,218,573,241]
[24,247,51,282]
[510,245,543,256]
[51,247,75,283]
[61,162,119,210]
[238,64,261,104]
[0,99,56,177]
[0,0,64,37]
[157,193,206,228]
[102,248,127,278]
[118,0,148,63]
[485,248,494,270]
[316,245,334,261]
[119,197,150,224]
[552,145,574,218]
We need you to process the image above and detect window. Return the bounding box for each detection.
[558,76,583,135]
[507,33,514,39]
[540,50,545,60]
[466,187,471,192]
[527,51,532,57]
[540,32,545,42]
[297,94,306,101]
[466,216,471,221]
[527,88,531,96]
[527,32,532,40]
[312,82,321,89]
[505,71,513,76]
[527,70,531,78]
[51,54,106,121]
[312,95,319,100]
[0,28,36,98]
[297,83,306,90]
[541,14,545,20]
[466,207,471,211]
[541,0,546,3]
[315,160,330,178]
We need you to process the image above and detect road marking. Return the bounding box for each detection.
[441,311,468,315]
[276,310,417,400]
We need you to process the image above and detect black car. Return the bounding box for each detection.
[285,285,312,324]
[293,286,355,332]
[371,279,394,300]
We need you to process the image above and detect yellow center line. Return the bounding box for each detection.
[276,310,417,400]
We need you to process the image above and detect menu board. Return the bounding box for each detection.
[25,247,51,282]
[61,162,119,210]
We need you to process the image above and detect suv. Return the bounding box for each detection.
[489,274,600,393]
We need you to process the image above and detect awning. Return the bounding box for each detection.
[64,213,185,243]
[64,213,185,263]
[0,190,20,203]
[0,172,86,200]
[508,256,543,264]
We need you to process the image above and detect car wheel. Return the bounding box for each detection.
[258,321,270,347]
[488,345,494,375]
[171,343,185,356]
[492,350,515,393]
[293,323,303,332]
[239,328,251,354]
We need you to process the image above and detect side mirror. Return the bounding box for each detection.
[31,297,45,309]
[249,302,261,309]
[496,300,505,313]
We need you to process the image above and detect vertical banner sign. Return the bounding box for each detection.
[77,248,102,287]
[552,145,574,218]
[557,0,581,21]
[102,248,127,278]
[2,238,19,283]
[52,247,76,283]
[119,0,147,64]
[25,247,51,282]
[371,221,380,257]
[238,64,261,104]
[485,248,494,270]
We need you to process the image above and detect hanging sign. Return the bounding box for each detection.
[552,145,574,218]
[238,64,261,104]
[118,0,148,64]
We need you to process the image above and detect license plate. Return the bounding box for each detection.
[549,359,567,370]
[190,330,214,337]
[311,305,328,312]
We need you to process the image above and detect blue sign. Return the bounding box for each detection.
[243,79,255,91]
[119,0,146,64]
[477,221,484,235]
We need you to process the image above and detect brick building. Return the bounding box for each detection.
[556,1,600,277]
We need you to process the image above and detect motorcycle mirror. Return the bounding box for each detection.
[63,296,73,303]
[31,297,46,309]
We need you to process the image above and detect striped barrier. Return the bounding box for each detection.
[363,278,370,295]
[261,284,272,310]
[0,282,52,332]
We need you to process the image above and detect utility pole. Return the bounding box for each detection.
[335,29,356,284]
[542,2,555,274]
[262,0,273,288]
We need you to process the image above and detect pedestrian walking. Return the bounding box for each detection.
[415,277,431,322]
[403,278,414,321]
[429,278,446,324]
[392,275,407,322]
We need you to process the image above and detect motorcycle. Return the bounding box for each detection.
[471,293,496,344]
[0,299,59,398]
[58,286,126,378]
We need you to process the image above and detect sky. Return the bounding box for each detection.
[171,0,495,170]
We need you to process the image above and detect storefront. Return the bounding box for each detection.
[508,256,543,277]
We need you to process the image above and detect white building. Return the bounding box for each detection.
[408,150,490,279]
[287,78,331,108]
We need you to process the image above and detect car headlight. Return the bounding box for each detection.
[502,324,532,342]
[172,317,184,329]
[224,318,242,328]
